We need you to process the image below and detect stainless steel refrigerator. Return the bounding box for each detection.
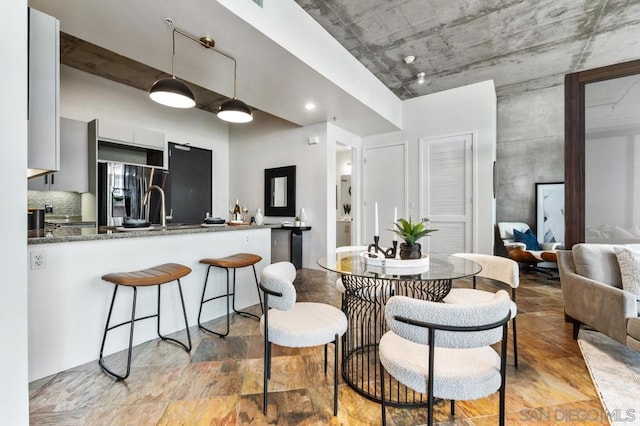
[98,162,169,227]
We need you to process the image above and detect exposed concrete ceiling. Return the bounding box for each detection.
[295,0,640,98]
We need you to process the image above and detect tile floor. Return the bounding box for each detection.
[29,268,606,425]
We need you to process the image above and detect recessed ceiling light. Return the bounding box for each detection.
[305,102,316,111]
[417,72,426,84]
[403,55,416,64]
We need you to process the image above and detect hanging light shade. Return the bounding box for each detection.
[217,98,253,123]
[149,27,196,109]
[150,25,253,124]
[149,77,196,108]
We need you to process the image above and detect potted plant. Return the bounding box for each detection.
[391,217,437,259]
[295,216,301,227]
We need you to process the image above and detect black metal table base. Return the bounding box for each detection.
[340,274,452,406]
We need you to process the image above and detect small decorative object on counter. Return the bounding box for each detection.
[230,199,244,222]
[299,207,307,226]
[255,208,264,225]
[203,213,226,225]
[295,216,301,227]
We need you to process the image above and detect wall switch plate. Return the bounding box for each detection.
[30,251,46,270]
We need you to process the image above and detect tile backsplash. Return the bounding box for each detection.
[28,190,82,216]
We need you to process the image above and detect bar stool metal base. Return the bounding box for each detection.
[198,263,263,338]
[98,279,192,381]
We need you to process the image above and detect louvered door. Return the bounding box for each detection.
[420,134,473,254]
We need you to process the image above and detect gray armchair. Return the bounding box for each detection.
[557,243,640,352]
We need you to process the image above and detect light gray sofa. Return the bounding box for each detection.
[557,243,640,352]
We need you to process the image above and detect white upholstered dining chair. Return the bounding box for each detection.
[379,291,512,425]
[443,253,520,368]
[259,261,348,416]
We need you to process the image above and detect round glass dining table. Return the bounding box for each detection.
[317,250,481,406]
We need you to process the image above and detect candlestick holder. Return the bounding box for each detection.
[367,236,397,259]
[367,236,381,257]
[384,240,398,259]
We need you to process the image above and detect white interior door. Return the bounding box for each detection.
[363,143,407,245]
[420,134,473,254]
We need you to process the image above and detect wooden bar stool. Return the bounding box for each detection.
[198,253,263,337]
[99,263,192,380]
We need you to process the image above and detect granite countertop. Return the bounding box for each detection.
[28,223,281,245]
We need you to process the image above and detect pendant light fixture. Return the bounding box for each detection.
[216,55,253,123]
[149,23,253,123]
[149,28,196,108]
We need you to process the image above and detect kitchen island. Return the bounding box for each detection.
[27,224,277,381]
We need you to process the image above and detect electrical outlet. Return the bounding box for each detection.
[245,233,251,243]
[30,251,46,270]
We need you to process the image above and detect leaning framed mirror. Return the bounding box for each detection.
[264,165,296,217]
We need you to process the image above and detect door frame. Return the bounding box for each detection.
[565,59,640,248]
[418,131,477,253]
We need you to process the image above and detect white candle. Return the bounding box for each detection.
[393,207,397,241]
[374,202,379,236]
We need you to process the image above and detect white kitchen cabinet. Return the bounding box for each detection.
[88,119,167,194]
[27,7,59,178]
[27,173,48,191]
[133,127,165,150]
[96,120,134,144]
[28,118,89,192]
[95,119,165,150]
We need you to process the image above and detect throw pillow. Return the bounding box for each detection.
[513,228,540,251]
[613,246,640,300]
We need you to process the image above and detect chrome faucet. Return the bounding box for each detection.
[143,185,166,227]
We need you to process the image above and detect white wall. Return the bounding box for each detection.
[362,80,497,254]
[229,112,329,268]
[0,0,29,422]
[60,66,231,217]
